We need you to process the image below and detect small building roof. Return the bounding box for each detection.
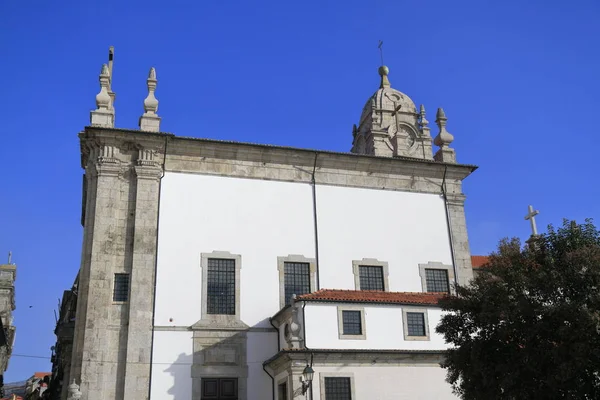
[295,289,445,306]
[471,255,489,269]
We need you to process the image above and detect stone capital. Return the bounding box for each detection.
[134,165,162,181]
[95,162,122,177]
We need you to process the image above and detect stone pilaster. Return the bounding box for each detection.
[445,193,473,286]
[122,155,162,400]
[71,130,166,400]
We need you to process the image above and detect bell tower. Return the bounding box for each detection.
[351,66,433,160]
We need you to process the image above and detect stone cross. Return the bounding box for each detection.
[524,205,540,236]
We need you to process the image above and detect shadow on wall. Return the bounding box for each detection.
[164,324,277,400]
[164,352,193,400]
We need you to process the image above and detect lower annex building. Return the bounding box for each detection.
[58,48,479,400]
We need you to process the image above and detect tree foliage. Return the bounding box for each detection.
[436,219,600,399]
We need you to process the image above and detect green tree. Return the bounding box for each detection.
[436,219,600,399]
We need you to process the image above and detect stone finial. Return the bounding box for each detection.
[378,65,390,88]
[433,107,456,163]
[96,64,111,110]
[289,294,303,349]
[419,105,429,128]
[434,108,454,147]
[90,64,115,127]
[139,67,161,132]
[67,379,82,400]
[352,124,358,138]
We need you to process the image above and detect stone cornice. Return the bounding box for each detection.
[79,127,477,194]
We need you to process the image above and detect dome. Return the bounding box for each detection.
[359,66,417,125]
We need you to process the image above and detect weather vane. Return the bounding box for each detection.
[378,40,384,66]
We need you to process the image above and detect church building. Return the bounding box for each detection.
[65,48,478,400]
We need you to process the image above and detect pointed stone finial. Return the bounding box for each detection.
[433,107,456,163]
[434,108,454,147]
[90,64,115,127]
[378,65,390,88]
[419,105,429,128]
[139,67,161,132]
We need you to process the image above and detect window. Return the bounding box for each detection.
[337,306,366,340]
[324,377,352,400]
[113,273,129,302]
[406,312,426,336]
[419,262,455,294]
[402,308,430,341]
[359,266,384,291]
[283,262,310,306]
[342,311,362,335]
[277,255,316,309]
[207,258,236,315]
[425,268,449,293]
[200,251,242,325]
[201,377,237,399]
[277,381,288,400]
[352,259,389,291]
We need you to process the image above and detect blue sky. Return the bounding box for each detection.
[1,0,599,381]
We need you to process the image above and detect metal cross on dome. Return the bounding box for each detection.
[524,205,540,236]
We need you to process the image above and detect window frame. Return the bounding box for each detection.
[418,261,455,294]
[319,373,356,400]
[112,273,130,303]
[277,255,317,309]
[402,307,430,341]
[352,258,389,291]
[201,251,242,324]
[337,306,366,340]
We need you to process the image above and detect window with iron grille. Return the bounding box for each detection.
[406,312,426,336]
[425,269,450,293]
[113,273,129,302]
[207,258,236,315]
[358,266,384,291]
[324,377,352,400]
[342,311,362,335]
[284,262,310,305]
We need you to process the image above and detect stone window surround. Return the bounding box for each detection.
[337,305,367,340]
[277,255,317,309]
[352,258,389,291]
[418,261,455,294]
[402,306,430,341]
[200,251,242,324]
[319,372,357,400]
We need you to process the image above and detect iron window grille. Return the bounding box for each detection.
[406,312,426,336]
[425,268,450,293]
[358,266,384,291]
[207,258,236,315]
[284,262,311,305]
[324,377,352,400]
[113,273,129,302]
[342,310,362,335]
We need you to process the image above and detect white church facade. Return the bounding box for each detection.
[66,48,477,400]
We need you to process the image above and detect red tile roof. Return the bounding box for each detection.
[34,372,51,378]
[296,289,445,305]
[471,255,489,268]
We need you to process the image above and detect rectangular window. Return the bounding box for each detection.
[342,310,362,335]
[277,382,288,400]
[207,258,236,315]
[201,377,237,399]
[324,377,352,400]
[406,312,426,336]
[425,269,450,293]
[113,273,129,302]
[284,262,311,305]
[358,266,384,291]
